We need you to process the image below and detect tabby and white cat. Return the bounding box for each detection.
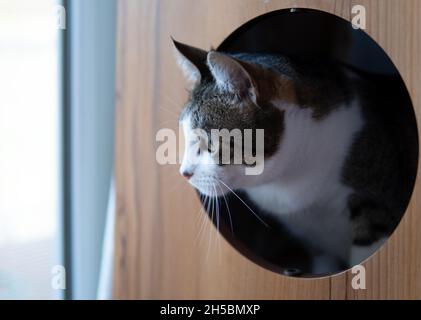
[173,40,416,275]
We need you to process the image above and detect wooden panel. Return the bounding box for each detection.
[114,0,421,299]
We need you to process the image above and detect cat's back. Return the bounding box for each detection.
[232,52,418,244]
[342,71,418,244]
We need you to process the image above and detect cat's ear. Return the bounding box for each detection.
[172,39,208,87]
[207,51,258,103]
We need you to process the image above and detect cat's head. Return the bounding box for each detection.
[173,40,285,196]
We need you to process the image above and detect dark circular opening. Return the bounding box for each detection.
[198,8,418,277]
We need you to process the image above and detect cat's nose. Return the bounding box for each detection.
[181,170,193,180]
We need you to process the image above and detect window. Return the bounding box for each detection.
[0,0,61,299]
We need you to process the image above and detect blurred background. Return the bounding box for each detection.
[0,0,117,299]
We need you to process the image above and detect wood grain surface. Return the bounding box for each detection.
[113,0,421,299]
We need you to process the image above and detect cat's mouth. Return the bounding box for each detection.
[190,176,228,197]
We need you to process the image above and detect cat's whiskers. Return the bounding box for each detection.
[217,179,269,228]
[206,189,215,261]
[158,104,180,122]
[216,181,234,234]
[197,209,210,244]
[195,194,209,243]
[160,96,183,117]
[212,184,222,262]
[201,192,212,248]
[211,185,219,232]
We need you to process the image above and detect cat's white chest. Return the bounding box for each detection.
[246,181,353,262]
[244,100,364,262]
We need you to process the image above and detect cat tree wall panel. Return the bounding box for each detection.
[113,0,421,299]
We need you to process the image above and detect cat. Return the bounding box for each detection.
[172,39,417,275]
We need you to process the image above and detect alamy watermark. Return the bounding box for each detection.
[351,5,366,30]
[51,265,66,290]
[351,265,366,290]
[156,127,265,176]
[53,4,66,30]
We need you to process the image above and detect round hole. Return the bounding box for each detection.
[180,8,418,277]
